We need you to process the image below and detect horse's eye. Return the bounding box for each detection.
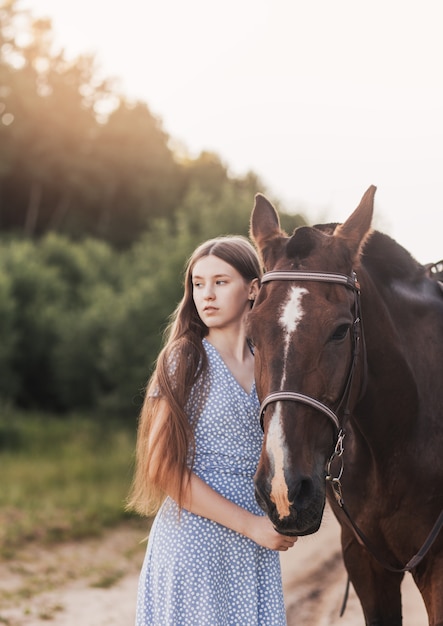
[330,324,350,341]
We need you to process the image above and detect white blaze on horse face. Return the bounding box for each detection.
[266,403,292,519]
[279,286,308,387]
[265,286,308,519]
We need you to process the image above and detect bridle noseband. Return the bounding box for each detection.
[258,269,364,435]
[260,391,340,431]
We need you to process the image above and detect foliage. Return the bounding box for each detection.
[0,234,118,410]
[0,1,309,415]
[0,263,17,399]
[0,1,270,247]
[0,179,306,413]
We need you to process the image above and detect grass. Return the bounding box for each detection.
[0,410,141,558]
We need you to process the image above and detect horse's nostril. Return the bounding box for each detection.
[290,477,314,507]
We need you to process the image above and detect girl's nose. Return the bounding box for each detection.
[203,284,215,299]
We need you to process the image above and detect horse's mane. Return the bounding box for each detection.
[360,231,424,287]
[312,222,425,288]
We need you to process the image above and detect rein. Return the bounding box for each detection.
[328,428,443,577]
[257,268,443,580]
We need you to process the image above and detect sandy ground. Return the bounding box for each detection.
[280,506,428,625]
[0,507,428,625]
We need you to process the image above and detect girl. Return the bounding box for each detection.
[128,236,297,625]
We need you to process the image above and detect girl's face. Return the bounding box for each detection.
[192,255,257,331]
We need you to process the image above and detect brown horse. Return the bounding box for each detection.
[248,186,443,625]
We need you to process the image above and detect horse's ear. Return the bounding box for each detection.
[250,194,281,240]
[250,193,286,268]
[336,185,376,257]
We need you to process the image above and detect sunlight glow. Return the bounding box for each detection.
[21,0,443,264]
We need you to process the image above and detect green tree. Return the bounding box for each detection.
[2,238,65,408]
[0,1,181,245]
[37,234,122,409]
[0,2,107,235]
[0,258,18,400]
[88,100,183,247]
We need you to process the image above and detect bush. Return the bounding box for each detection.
[0,235,122,410]
[0,189,306,414]
[0,265,18,401]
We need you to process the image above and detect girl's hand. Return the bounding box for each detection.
[246,515,298,551]
[176,472,298,551]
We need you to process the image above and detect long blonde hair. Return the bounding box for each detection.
[127,236,262,516]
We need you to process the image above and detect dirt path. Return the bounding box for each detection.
[281,506,428,625]
[0,523,145,626]
[0,509,428,625]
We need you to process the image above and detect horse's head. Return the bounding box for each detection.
[248,186,376,535]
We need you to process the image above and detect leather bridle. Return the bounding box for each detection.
[258,269,364,435]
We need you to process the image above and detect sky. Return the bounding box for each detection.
[21,0,443,264]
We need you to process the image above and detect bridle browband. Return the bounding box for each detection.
[261,270,357,289]
[258,269,363,434]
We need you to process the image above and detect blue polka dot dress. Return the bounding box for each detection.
[135,338,286,625]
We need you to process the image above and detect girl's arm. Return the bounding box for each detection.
[149,399,296,551]
[170,472,297,552]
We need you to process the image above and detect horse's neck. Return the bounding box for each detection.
[355,278,419,447]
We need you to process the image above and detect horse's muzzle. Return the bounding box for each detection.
[254,475,326,536]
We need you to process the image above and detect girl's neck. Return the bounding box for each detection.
[205,328,250,362]
[205,329,255,394]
